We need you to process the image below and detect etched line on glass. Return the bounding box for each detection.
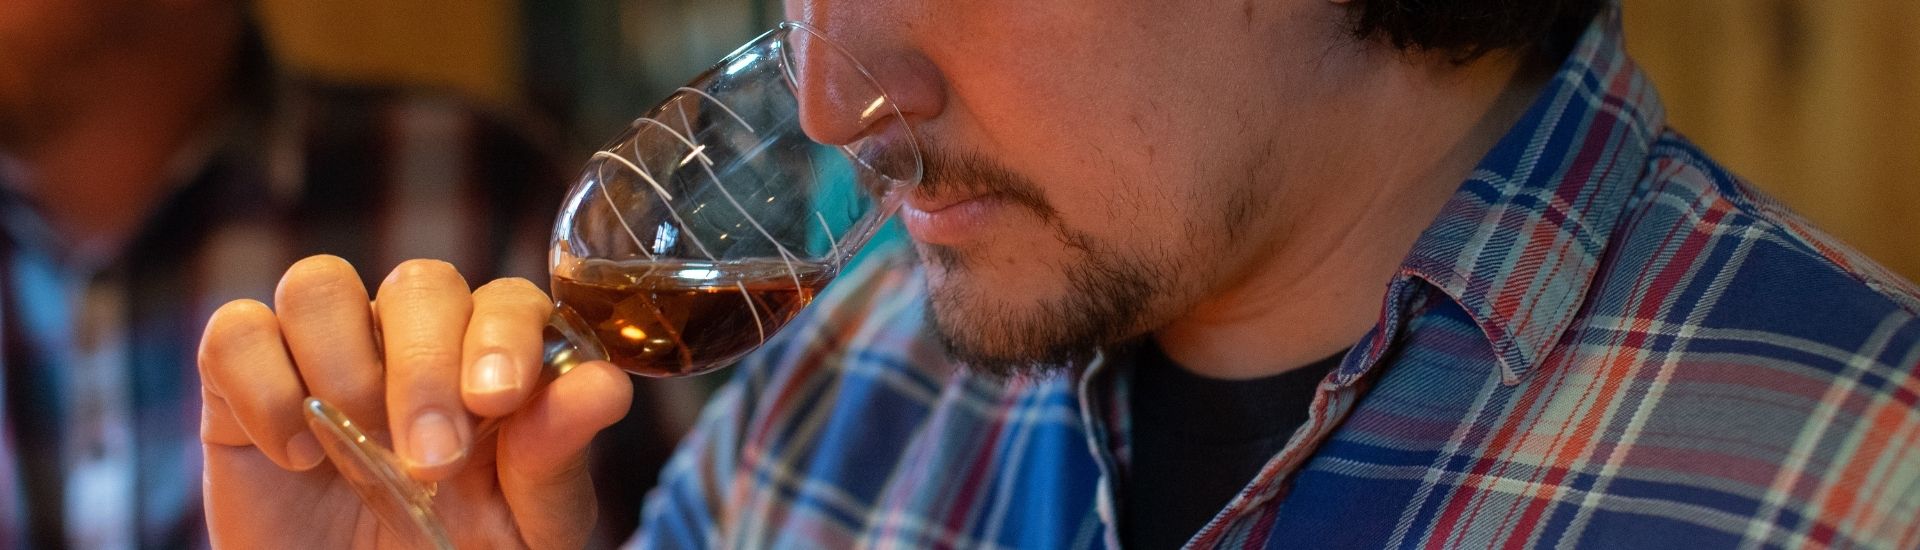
[678,144,710,167]
[733,280,768,344]
[815,211,841,271]
[589,157,656,260]
[676,87,755,133]
[675,108,809,307]
[799,152,844,271]
[632,118,716,167]
[591,151,675,202]
[625,117,722,263]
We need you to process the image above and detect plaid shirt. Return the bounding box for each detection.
[0,73,560,547]
[634,8,1920,550]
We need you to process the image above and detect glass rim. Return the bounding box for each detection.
[769,20,925,189]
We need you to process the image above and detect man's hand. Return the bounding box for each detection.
[198,255,632,548]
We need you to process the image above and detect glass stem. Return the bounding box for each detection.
[300,304,604,548]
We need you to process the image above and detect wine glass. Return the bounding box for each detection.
[300,21,922,548]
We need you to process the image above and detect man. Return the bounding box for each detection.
[200,0,1920,548]
[0,0,573,546]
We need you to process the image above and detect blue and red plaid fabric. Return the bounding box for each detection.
[634,7,1920,549]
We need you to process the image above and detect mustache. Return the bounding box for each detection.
[874,141,1057,220]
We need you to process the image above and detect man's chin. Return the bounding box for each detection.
[923,304,1090,379]
[908,235,1158,378]
[919,276,1099,379]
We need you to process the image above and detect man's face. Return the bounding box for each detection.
[794,1,1361,374]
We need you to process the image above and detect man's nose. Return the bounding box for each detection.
[782,20,943,148]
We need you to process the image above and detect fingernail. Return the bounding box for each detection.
[287,432,325,470]
[465,352,518,396]
[406,409,463,468]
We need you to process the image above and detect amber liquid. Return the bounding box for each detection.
[550,259,833,377]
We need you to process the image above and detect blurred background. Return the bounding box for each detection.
[255,0,1920,280]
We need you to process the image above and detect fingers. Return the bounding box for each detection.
[274,255,385,430]
[497,360,633,549]
[200,386,247,447]
[463,278,553,417]
[206,254,556,487]
[198,299,325,471]
[376,259,477,480]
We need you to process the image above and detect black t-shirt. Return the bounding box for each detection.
[1119,341,1343,549]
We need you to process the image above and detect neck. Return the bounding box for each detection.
[1156,49,1550,380]
[1,7,240,260]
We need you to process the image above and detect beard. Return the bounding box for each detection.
[907,148,1183,378]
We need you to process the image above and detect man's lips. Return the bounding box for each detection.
[902,189,982,214]
[899,190,1001,246]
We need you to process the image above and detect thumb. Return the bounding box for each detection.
[496,360,633,549]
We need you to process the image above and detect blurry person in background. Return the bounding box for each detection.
[0,0,597,546]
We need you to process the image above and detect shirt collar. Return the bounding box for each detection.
[1398,6,1664,385]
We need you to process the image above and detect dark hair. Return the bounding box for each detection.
[1350,0,1609,62]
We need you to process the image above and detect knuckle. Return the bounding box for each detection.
[394,344,461,371]
[215,373,301,438]
[212,297,274,320]
[245,373,303,409]
[476,278,552,318]
[469,308,516,329]
[471,310,541,339]
[295,254,350,267]
[380,260,471,305]
[476,276,544,298]
[390,259,464,285]
[279,278,369,327]
[277,256,366,311]
[200,300,280,363]
[286,254,357,281]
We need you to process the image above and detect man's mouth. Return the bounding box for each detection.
[903,187,983,213]
[900,189,1002,246]
[891,146,1056,247]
